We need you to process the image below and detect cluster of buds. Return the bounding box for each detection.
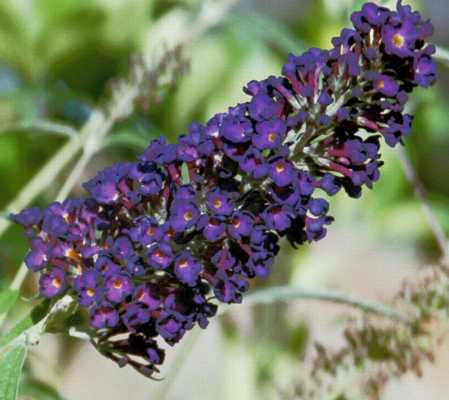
[13,1,435,377]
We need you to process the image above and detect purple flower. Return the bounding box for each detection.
[198,215,226,242]
[372,74,399,97]
[40,268,66,298]
[90,303,119,329]
[206,191,234,216]
[173,252,202,286]
[25,238,48,271]
[147,243,173,269]
[240,149,269,178]
[134,285,161,310]
[414,55,436,87]
[263,205,292,232]
[127,217,163,247]
[105,274,134,303]
[269,159,295,187]
[169,201,200,233]
[74,270,102,306]
[253,119,286,150]
[382,19,418,58]
[228,212,254,240]
[11,207,42,227]
[219,115,252,143]
[248,93,283,121]
[156,313,185,344]
[123,304,151,329]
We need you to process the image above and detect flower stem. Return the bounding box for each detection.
[220,286,408,322]
[397,146,449,265]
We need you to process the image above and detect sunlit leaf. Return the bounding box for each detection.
[0,344,27,400]
[0,300,50,349]
[228,12,304,54]
[0,289,19,316]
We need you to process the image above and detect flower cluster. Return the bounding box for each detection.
[12,1,435,377]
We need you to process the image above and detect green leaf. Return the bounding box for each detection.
[20,379,64,400]
[0,345,27,400]
[0,300,50,349]
[228,12,304,54]
[0,290,19,316]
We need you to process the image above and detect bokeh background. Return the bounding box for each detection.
[0,0,448,399]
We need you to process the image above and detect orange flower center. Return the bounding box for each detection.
[154,250,165,259]
[213,199,223,209]
[377,80,385,89]
[267,132,277,143]
[147,226,156,236]
[86,288,95,297]
[232,218,241,229]
[392,33,405,48]
[138,290,146,301]
[113,279,123,289]
[183,211,193,221]
[179,259,189,269]
[52,277,62,289]
[275,163,285,173]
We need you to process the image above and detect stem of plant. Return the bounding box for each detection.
[397,146,449,266]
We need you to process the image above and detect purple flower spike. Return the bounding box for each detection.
[105,274,134,303]
[40,268,66,298]
[12,0,435,377]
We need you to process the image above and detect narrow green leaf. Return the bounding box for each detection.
[20,379,65,400]
[0,290,19,316]
[228,12,304,54]
[0,345,27,400]
[0,300,50,349]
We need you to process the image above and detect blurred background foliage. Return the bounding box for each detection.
[0,0,448,399]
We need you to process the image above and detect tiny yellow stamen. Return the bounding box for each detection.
[275,163,285,173]
[392,33,405,48]
[52,277,62,289]
[267,132,277,143]
[183,211,193,221]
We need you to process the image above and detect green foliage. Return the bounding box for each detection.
[0,345,26,400]
[0,290,18,316]
[0,300,50,348]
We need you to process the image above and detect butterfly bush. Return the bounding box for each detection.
[12,1,436,378]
